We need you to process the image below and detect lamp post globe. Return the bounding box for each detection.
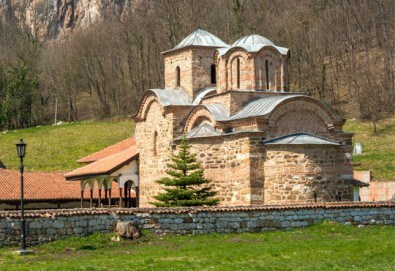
[16,139,26,159]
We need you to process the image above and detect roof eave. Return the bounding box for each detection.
[65,153,139,181]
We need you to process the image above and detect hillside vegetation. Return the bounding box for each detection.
[344,116,395,181]
[0,1,393,130]
[0,118,393,181]
[0,120,133,172]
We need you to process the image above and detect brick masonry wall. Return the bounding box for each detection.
[0,203,393,246]
[164,50,193,97]
[164,47,217,101]
[264,145,354,204]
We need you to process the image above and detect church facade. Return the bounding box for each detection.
[133,29,357,207]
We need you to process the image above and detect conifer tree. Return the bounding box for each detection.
[151,137,219,207]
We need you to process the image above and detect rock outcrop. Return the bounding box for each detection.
[0,0,136,40]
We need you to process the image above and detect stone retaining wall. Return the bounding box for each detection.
[0,202,394,246]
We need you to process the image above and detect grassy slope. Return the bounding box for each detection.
[0,121,133,172]
[0,117,393,180]
[343,116,395,181]
[0,222,394,271]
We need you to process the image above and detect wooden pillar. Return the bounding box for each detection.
[136,186,140,208]
[280,58,285,91]
[124,184,128,208]
[89,189,93,208]
[119,188,123,208]
[104,189,108,207]
[80,190,84,208]
[98,189,102,208]
[108,189,112,208]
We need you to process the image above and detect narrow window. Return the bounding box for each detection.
[210,64,216,84]
[236,58,240,89]
[265,60,269,90]
[153,131,158,156]
[176,66,180,87]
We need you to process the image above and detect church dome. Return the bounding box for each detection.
[163,29,230,54]
[217,34,288,56]
[232,34,275,47]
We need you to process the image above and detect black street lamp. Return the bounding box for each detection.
[15,139,31,254]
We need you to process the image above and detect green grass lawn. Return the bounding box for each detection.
[0,120,133,172]
[344,116,395,181]
[0,116,393,180]
[0,222,394,271]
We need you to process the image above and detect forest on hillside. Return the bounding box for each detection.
[0,0,393,131]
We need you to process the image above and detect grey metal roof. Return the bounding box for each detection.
[229,95,305,120]
[185,123,221,139]
[203,104,229,121]
[150,89,192,106]
[163,29,230,54]
[233,34,275,47]
[262,133,341,145]
[217,34,289,56]
[193,86,217,105]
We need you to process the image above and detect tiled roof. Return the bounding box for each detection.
[162,29,230,54]
[78,137,136,163]
[65,144,139,180]
[262,133,341,145]
[0,169,117,201]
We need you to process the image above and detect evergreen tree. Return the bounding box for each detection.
[151,137,219,207]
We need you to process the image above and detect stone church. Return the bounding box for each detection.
[67,29,362,207]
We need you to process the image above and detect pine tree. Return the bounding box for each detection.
[151,137,219,207]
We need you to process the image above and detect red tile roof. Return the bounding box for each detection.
[77,137,136,163]
[65,144,139,180]
[0,169,118,201]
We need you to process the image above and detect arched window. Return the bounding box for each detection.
[236,58,240,89]
[210,64,216,84]
[265,60,269,90]
[176,66,181,87]
[153,131,158,156]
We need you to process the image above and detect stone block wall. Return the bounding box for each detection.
[188,135,261,206]
[164,49,193,96]
[264,145,354,204]
[191,48,216,96]
[164,47,217,100]
[136,100,174,207]
[0,203,393,246]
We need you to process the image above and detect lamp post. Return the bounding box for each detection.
[15,139,31,254]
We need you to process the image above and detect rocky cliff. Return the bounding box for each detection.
[0,0,135,40]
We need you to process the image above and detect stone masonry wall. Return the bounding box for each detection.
[264,145,354,204]
[0,203,393,246]
[136,98,192,208]
[188,135,261,206]
[191,48,217,96]
[164,50,193,97]
[135,100,174,207]
[164,47,217,101]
